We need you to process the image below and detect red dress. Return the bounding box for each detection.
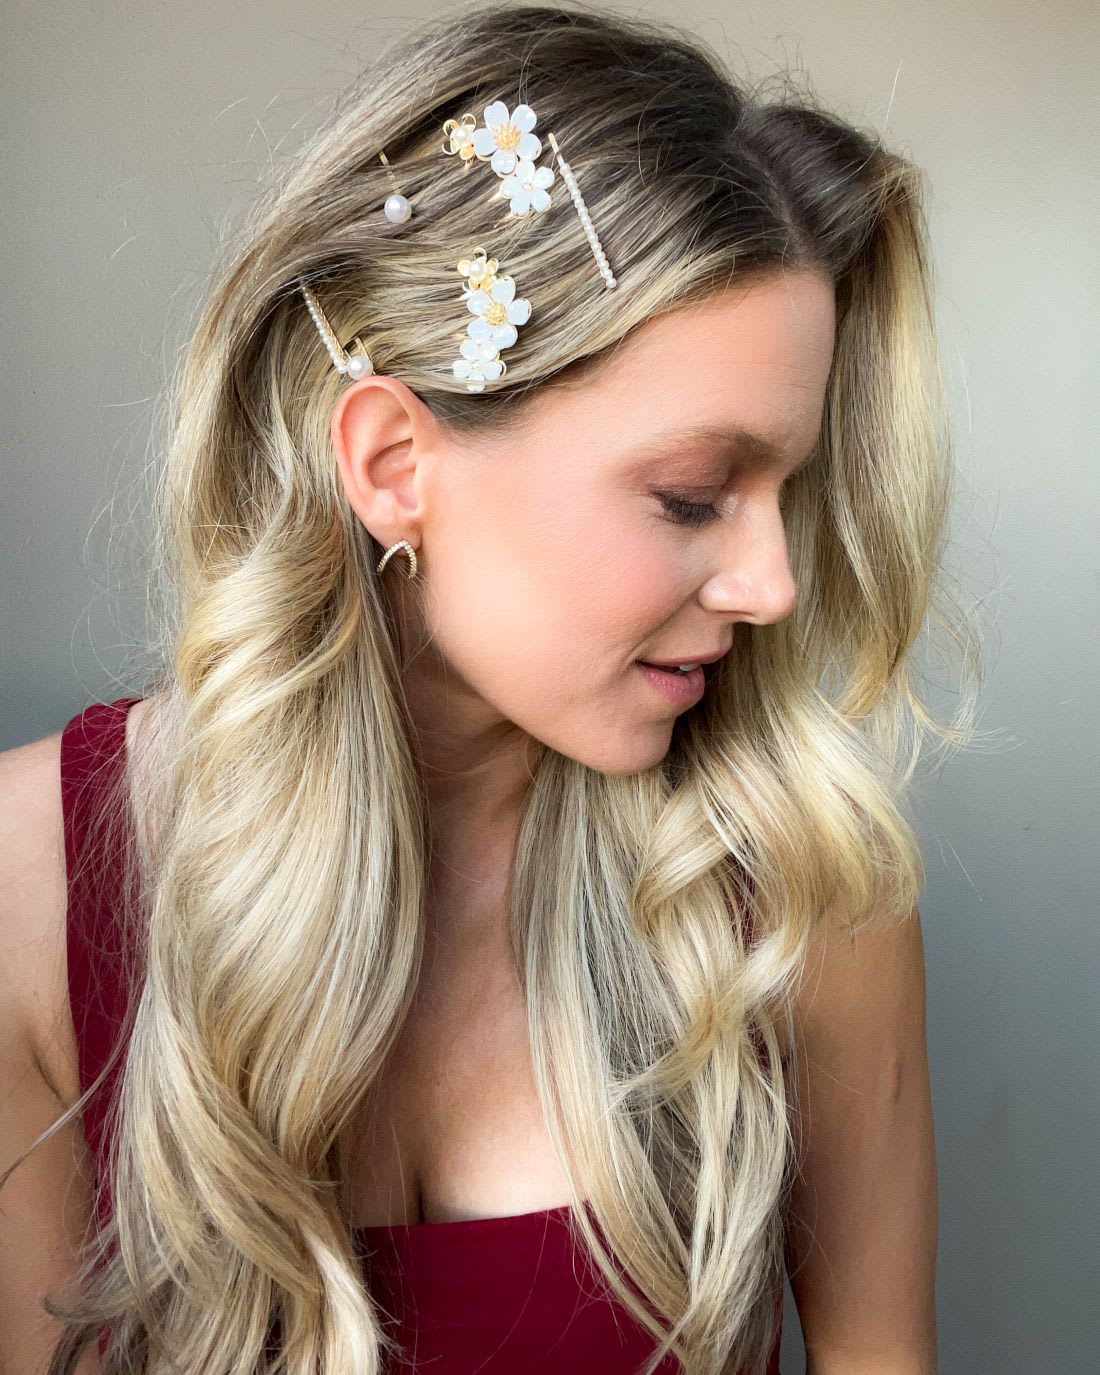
[61,696,784,1374]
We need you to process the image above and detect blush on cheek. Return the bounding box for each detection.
[590,532,695,663]
[458,482,687,695]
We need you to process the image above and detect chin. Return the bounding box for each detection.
[566,726,673,777]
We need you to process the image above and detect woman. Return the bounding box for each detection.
[0,3,979,1372]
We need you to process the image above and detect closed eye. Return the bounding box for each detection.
[656,476,798,528]
[655,492,720,527]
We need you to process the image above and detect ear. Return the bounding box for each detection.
[330,375,438,544]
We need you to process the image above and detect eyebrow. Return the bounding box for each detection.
[622,420,818,478]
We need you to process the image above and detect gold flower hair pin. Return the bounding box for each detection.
[450,247,532,392]
[443,101,556,219]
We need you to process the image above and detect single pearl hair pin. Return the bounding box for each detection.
[546,132,617,290]
[379,150,412,224]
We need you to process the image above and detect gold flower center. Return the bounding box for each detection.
[485,301,507,325]
[495,121,521,151]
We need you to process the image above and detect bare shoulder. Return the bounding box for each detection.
[0,697,155,1103]
[0,723,74,1102]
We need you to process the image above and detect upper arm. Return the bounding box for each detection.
[0,730,100,1373]
[783,903,939,1374]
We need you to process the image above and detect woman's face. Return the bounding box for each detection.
[333,269,835,790]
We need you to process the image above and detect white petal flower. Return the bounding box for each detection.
[462,273,532,351]
[471,100,543,178]
[453,338,505,392]
[500,159,555,216]
[458,337,500,364]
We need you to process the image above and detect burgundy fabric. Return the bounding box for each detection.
[61,695,783,1374]
[61,696,146,1245]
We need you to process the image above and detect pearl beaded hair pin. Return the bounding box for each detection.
[299,281,375,381]
[547,132,616,290]
[299,96,618,392]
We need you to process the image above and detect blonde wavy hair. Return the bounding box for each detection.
[12,2,984,1371]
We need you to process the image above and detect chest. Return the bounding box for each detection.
[342,918,570,1228]
[339,872,788,1230]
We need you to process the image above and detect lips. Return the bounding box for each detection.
[638,659,719,679]
[638,644,732,670]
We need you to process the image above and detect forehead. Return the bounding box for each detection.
[621,272,834,421]
[529,270,836,462]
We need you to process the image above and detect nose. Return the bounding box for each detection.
[700,490,799,625]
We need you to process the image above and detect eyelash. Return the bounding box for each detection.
[656,482,793,528]
[656,492,720,527]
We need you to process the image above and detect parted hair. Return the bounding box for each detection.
[7,3,982,1372]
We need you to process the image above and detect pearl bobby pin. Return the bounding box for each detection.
[299,281,375,380]
[546,131,616,290]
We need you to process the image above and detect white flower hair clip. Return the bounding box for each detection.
[501,157,555,217]
[451,247,532,393]
[471,101,544,176]
[444,101,556,220]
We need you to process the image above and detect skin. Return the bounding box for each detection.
[331,268,836,861]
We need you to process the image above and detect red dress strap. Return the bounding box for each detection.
[60,695,144,1232]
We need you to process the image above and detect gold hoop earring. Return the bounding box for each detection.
[376,539,418,579]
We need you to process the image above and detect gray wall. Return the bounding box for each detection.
[4,2,1097,1371]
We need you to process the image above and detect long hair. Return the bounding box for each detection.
[10,3,983,1371]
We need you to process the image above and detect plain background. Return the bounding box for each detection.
[4,1,1097,1371]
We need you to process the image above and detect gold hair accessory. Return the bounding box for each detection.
[442,99,616,289]
[450,246,531,392]
[378,149,412,224]
[545,131,617,289]
[438,99,613,391]
[298,95,617,397]
[443,100,554,219]
[299,280,374,381]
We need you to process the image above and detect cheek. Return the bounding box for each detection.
[569,525,684,652]
[513,508,694,687]
[426,480,688,697]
